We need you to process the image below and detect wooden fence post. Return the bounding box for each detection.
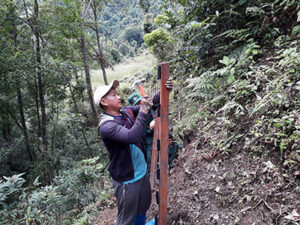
[158,62,169,225]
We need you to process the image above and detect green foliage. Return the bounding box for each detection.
[184,39,262,103]
[0,157,112,224]
[244,39,300,161]
[139,0,150,12]
[54,157,106,212]
[0,173,25,209]
[143,28,172,60]
[144,29,170,46]
[185,71,217,101]
[163,0,299,175]
[123,26,144,47]
[0,0,115,183]
[111,48,121,63]
[0,174,62,224]
[0,0,115,222]
[154,14,169,27]
[119,43,130,56]
[98,0,164,59]
[161,0,299,80]
[72,215,90,225]
[173,32,300,174]
[142,13,154,34]
[130,40,138,48]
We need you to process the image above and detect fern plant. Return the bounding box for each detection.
[185,71,217,101]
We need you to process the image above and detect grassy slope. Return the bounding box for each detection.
[91,51,156,88]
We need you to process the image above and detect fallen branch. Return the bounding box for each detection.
[253,199,276,214]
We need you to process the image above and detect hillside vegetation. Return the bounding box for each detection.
[144,0,300,224]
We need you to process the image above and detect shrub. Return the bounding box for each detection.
[144,28,170,46]
[144,28,171,60]
[110,49,121,63]
[119,43,130,56]
[154,14,169,27]
[143,13,154,34]
[0,174,62,224]
[0,157,112,224]
[123,26,144,46]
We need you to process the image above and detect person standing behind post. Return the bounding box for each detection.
[93,80,173,225]
[168,134,182,169]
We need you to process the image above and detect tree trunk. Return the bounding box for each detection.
[34,76,41,152]
[2,77,11,141]
[22,0,41,153]
[34,0,50,184]
[11,14,35,162]
[2,113,10,141]
[92,0,108,85]
[17,87,35,161]
[34,0,47,153]
[80,1,99,124]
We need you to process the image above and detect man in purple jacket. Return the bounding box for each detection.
[93,80,172,225]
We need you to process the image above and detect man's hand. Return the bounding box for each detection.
[150,119,156,130]
[140,96,153,114]
[166,78,174,91]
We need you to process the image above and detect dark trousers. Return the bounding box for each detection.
[112,173,152,225]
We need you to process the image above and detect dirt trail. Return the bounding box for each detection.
[93,207,117,225]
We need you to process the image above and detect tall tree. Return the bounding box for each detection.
[10,6,35,162]
[22,0,52,183]
[91,0,108,85]
[80,0,99,124]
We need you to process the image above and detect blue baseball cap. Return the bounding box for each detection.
[128,94,142,106]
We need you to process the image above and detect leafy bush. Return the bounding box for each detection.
[123,26,144,47]
[54,157,106,212]
[0,173,25,209]
[154,14,169,27]
[144,28,170,46]
[0,157,112,224]
[144,28,171,60]
[111,49,121,63]
[142,13,154,34]
[119,43,130,56]
[0,174,62,224]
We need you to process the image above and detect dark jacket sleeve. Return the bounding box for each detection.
[100,111,148,144]
[152,91,160,105]
[128,105,140,117]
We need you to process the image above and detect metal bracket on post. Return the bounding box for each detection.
[157,168,160,180]
[157,65,161,80]
[157,139,160,151]
[156,191,160,205]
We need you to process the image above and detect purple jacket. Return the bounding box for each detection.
[99,93,159,182]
